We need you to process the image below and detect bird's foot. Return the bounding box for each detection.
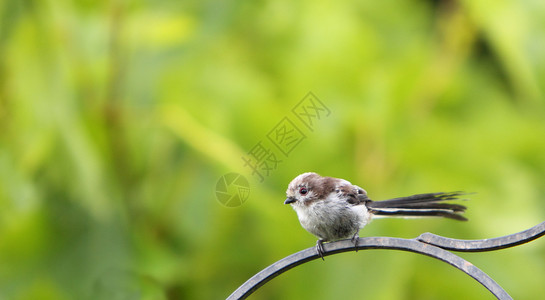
[351,233,360,252]
[316,239,325,260]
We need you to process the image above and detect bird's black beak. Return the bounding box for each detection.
[284,197,296,204]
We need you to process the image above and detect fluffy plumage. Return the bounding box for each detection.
[285,172,467,258]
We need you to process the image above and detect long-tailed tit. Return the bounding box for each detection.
[284,172,467,259]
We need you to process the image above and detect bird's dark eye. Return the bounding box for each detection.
[299,187,308,195]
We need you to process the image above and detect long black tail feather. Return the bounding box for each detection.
[366,192,468,221]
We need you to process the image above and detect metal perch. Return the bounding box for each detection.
[227,221,545,300]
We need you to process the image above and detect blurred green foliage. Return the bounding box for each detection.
[1,0,545,299]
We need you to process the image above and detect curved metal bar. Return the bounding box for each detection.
[227,237,512,300]
[417,221,545,252]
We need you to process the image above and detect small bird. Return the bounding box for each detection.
[284,172,467,259]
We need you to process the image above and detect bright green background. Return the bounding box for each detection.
[1,0,545,299]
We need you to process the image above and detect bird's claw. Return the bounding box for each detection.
[351,234,360,252]
[316,239,325,260]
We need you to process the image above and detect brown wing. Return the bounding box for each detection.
[336,184,369,205]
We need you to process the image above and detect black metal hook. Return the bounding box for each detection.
[227,221,545,300]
